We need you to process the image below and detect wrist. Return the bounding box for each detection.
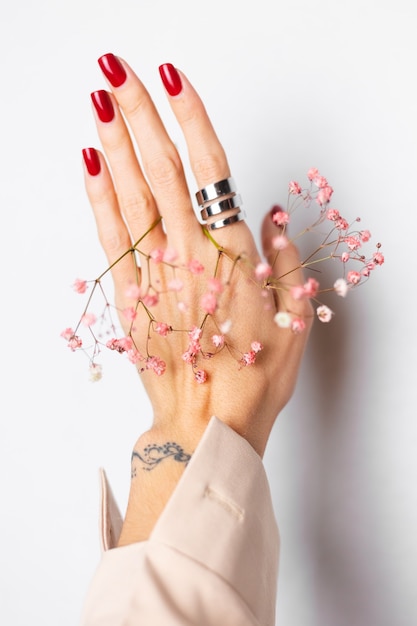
[117,421,207,547]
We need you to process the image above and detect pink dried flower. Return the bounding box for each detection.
[146,356,166,376]
[241,351,257,366]
[73,278,88,294]
[68,335,82,351]
[291,285,306,300]
[317,186,333,205]
[289,181,302,195]
[272,210,290,227]
[313,175,328,189]
[118,337,133,351]
[81,313,96,327]
[200,291,217,314]
[307,167,319,181]
[373,252,384,265]
[360,230,371,242]
[341,252,350,263]
[272,234,288,250]
[142,292,159,307]
[155,322,171,337]
[167,278,183,292]
[189,326,202,342]
[123,307,137,321]
[125,283,141,299]
[334,278,348,297]
[251,341,263,353]
[182,349,196,364]
[335,217,349,231]
[327,209,340,221]
[175,302,187,313]
[317,305,333,323]
[303,278,319,298]
[163,248,178,263]
[255,262,273,280]
[291,318,306,334]
[194,369,208,384]
[344,236,361,251]
[127,349,143,364]
[149,248,164,263]
[347,270,361,285]
[188,259,205,274]
[207,277,224,293]
[106,336,133,353]
[61,328,75,341]
[212,334,225,348]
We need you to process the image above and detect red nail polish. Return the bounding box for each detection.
[98,53,127,87]
[159,63,182,96]
[82,147,101,176]
[91,90,115,123]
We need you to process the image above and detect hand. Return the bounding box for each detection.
[83,54,312,455]
[82,55,313,543]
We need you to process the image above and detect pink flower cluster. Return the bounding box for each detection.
[62,169,384,382]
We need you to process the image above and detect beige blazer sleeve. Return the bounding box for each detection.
[79,417,280,626]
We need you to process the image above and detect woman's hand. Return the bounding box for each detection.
[82,55,313,543]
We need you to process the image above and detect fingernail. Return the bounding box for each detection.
[159,63,182,96]
[98,53,127,87]
[91,90,115,123]
[82,147,101,176]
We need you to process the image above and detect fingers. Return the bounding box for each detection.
[86,54,256,264]
[96,55,201,251]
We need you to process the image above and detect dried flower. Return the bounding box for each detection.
[62,169,384,381]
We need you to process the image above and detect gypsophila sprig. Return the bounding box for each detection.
[62,170,384,382]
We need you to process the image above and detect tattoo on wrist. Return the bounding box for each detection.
[131,442,192,476]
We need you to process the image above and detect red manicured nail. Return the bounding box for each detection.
[82,148,101,176]
[98,53,127,87]
[91,90,115,122]
[159,63,182,96]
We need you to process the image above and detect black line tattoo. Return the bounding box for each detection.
[131,442,192,476]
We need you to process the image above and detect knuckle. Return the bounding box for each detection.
[193,154,226,184]
[118,192,153,218]
[120,92,149,122]
[98,226,128,257]
[146,152,182,188]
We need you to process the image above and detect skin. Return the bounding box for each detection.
[83,57,313,546]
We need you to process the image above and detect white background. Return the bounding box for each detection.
[0,1,415,624]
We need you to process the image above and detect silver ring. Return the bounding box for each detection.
[200,194,242,220]
[196,177,237,206]
[206,211,246,231]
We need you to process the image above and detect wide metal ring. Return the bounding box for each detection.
[196,177,237,206]
[206,211,246,231]
[200,194,243,220]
